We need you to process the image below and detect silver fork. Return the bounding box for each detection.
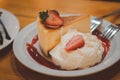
[91,8,120,33]
[101,24,119,40]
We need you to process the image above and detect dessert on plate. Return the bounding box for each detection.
[37,10,106,70]
[37,10,90,56]
[49,29,104,70]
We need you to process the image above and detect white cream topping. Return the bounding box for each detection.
[49,30,104,70]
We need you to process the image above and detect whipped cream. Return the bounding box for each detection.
[49,30,104,70]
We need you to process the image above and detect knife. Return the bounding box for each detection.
[0,31,3,45]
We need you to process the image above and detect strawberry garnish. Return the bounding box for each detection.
[39,10,63,28]
[65,35,85,51]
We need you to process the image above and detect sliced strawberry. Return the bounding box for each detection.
[45,10,63,28]
[39,10,64,28]
[65,35,85,51]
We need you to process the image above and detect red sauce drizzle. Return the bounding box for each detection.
[26,32,110,70]
[26,35,61,70]
[92,30,110,60]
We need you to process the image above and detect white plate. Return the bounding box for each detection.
[0,8,20,50]
[13,15,120,77]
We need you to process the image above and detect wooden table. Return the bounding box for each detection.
[0,0,120,80]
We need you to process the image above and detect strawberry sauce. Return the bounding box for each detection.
[26,32,110,70]
[92,30,110,59]
[26,35,61,70]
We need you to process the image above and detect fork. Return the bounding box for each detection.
[91,8,120,33]
[101,24,119,40]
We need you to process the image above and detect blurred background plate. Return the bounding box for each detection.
[0,8,20,50]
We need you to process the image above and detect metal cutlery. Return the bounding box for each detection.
[91,8,120,33]
[101,24,119,40]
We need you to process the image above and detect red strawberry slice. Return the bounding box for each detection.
[45,10,63,28]
[65,35,85,51]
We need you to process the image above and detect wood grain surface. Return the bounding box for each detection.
[0,0,120,80]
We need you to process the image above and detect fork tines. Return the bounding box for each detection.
[90,23,100,33]
[101,24,119,40]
